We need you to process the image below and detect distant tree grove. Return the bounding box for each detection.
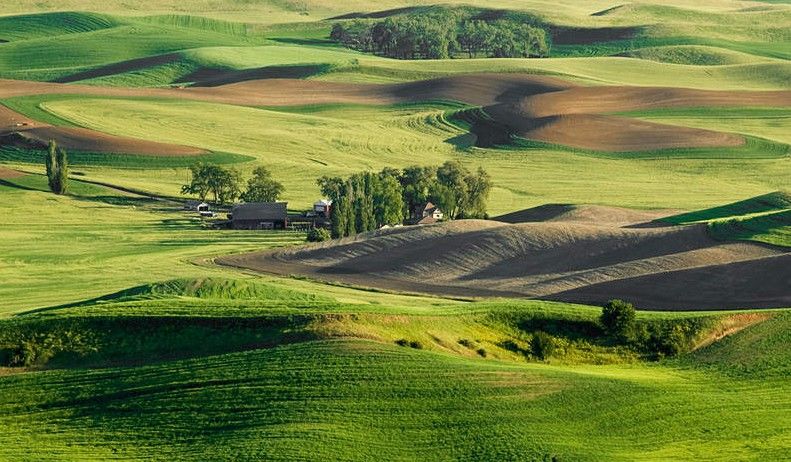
[319,161,492,238]
[45,140,68,195]
[330,15,550,60]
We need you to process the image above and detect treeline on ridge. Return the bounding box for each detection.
[318,161,492,238]
[330,12,550,60]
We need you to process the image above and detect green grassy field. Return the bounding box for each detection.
[662,192,791,247]
[0,1,790,460]
[1,95,787,215]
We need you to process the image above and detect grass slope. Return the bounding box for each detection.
[0,318,788,460]
[663,192,791,247]
[20,96,790,213]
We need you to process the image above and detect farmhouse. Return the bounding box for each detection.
[229,202,288,230]
[408,202,444,225]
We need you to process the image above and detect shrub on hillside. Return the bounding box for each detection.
[639,323,695,358]
[600,299,637,342]
[306,227,331,242]
[0,330,98,367]
[531,331,556,360]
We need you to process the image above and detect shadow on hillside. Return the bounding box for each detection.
[183,64,332,87]
[0,178,41,191]
[268,37,335,47]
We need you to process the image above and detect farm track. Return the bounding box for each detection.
[218,206,790,310]
[1,73,790,152]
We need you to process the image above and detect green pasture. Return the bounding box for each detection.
[12,95,787,214]
[662,192,791,247]
[0,318,787,461]
[1,7,789,88]
[0,3,789,460]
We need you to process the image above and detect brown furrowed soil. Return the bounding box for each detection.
[218,207,789,310]
[1,73,789,152]
[0,165,24,179]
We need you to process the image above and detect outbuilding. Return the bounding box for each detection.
[184,200,210,212]
[229,202,288,230]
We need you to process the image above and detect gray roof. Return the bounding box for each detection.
[231,202,288,221]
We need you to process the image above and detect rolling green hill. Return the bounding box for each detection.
[0,279,788,461]
[0,2,789,459]
[662,192,791,247]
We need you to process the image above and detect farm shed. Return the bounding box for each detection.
[230,202,288,230]
[184,200,210,212]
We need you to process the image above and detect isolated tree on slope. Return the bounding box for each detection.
[45,140,57,192]
[45,139,68,195]
[241,166,284,203]
[55,145,68,195]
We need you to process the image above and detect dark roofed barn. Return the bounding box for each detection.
[230,202,288,230]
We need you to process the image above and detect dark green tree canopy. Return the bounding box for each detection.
[182,163,242,204]
[330,12,550,60]
[600,299,638,342]
[318,163,491,238]
[241,166,284,203]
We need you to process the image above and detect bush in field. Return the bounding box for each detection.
[640,323,695,358]
[458,338,474,348]
[409,340,424,350]
[306,227,331,242]
[531,331,556,360]
[600,299,637,342]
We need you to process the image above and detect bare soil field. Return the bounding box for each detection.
[218,207,790,310]
[2,74,789,152]
[0,165,24,179]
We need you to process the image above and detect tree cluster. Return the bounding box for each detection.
[600,299,705,358]
[400,161,491,221]
[318,169,405,238]
[318,161,492,238]
[330,16,549,59]
[182,164,283,205]
[45,140,68,195]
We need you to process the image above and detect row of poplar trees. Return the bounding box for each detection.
[318,161,492,238]
[45,140,68,195]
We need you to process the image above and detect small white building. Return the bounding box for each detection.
[184,200,210,212]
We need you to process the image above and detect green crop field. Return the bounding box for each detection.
[0,0,789,460]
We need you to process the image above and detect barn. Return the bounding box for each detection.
[229,202,288,230]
